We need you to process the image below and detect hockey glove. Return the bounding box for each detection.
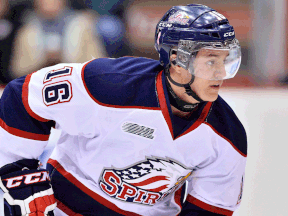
[0,159,56,216]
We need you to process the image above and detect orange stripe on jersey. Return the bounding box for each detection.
[186,194,234,216]
[177,102,212,139]
[156,70,174,139]
[55,198,83,216]
[47,159,142,216]
[156,71,213,140]
[22,73,50,122]
[204,122,247,157]
[0,118,50,141]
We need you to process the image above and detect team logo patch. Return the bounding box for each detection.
[122,122,155,139]
[99,157,192,205]
[168,11,190,25]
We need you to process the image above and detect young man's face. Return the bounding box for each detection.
[190,49,229,102]
[192,49,229,81]
[171,48,230,103]
[190,74,223,102]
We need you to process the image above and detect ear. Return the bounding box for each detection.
[170,54,182,74]
[170,54,177,65]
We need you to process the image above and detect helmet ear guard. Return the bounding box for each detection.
[171,59,177,65]
[169,48,178,66]
[176,47,192,70]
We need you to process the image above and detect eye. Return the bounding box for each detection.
[206,60,215,66]
[223,57,232,64]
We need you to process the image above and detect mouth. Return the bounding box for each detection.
[210,84,220,88]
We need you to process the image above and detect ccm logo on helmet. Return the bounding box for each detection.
[158,22,173,28]
[4,171,50,189]
[224,31,235,37]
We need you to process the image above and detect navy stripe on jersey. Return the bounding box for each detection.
[0,76,54,140]
[47,160,141,216]
[46,164,124,216]
[206,96,247,156]
[83,57,163,109]
[180,196,232,215]
[54,198,83,216]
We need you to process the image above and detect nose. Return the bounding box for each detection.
[213,64,226,80]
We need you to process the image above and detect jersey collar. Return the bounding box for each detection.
[156,70,212,140]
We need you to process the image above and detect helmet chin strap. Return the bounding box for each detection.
[165,67,205,112]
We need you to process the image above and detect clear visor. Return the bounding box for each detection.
[176,40,241,80]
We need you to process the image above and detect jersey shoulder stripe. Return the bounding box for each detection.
[23,73,50,122]
[0,76,54,140]
[206,96,247,156]
[82,57,163,109]
[0,118,50,141]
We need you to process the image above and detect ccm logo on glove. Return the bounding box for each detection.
[3,171,50,189]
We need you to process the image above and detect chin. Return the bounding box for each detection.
[202,94,219,102]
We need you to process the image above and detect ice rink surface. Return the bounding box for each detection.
[1,86,288,215]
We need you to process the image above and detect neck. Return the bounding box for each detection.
[165,67,200,113]
[171,105,192,118]
[167,66,201,104]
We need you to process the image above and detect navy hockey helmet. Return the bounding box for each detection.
[155,4,241,80]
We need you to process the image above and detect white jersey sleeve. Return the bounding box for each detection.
[27,62,100,137]
[0,61,96,167]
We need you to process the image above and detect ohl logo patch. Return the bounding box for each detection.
[99,157,192,205]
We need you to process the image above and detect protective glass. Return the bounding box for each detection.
[176,39,241,80]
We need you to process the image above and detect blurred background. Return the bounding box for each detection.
[0,0,287,86]
[0,0,288,215]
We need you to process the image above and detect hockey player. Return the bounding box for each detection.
[0,4,246,216]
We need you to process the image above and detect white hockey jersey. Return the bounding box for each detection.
[0,57,247,216]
